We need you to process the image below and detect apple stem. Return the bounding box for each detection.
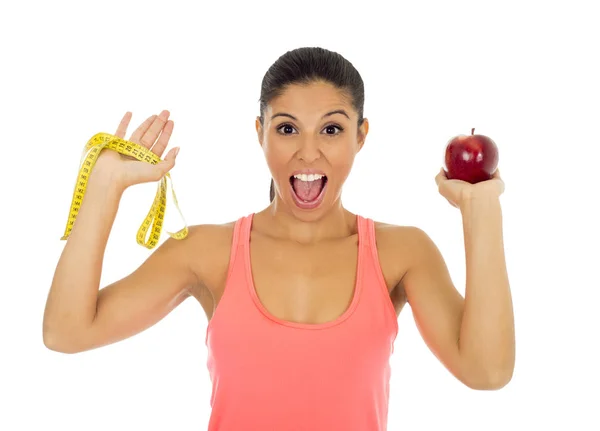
[472,128,475,135]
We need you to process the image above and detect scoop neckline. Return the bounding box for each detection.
[244,213,364,330]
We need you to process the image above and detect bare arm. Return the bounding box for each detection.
[400,197,514,390]
[43,110,195,353]
[457,195,514,385]
[43,168,197,353]
[398,227,467,385]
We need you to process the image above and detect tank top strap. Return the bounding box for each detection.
[240,213,255,246]
[356,215,400,346]
[205,213,255,345]
[356,215,373,250]
[360,216,385,276]
[220,213,253,290]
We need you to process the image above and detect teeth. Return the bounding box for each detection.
[293,173,324,182]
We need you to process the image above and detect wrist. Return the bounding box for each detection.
[87,168,127,200]
[459,193,502,217]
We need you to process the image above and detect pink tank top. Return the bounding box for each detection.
[205,214,399,430]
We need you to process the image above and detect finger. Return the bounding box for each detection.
[151,120,174,157]
[493,168,501,179]
[162,146,180,163]
[139,110,170,149]
[435,168,446,187]
[115,112,132,138]
[149,149,178,181]
[129,114,157,144]
[446,198,457,208]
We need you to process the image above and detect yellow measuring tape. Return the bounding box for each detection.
[61,132,188,249]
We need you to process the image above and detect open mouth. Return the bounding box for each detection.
[289,173,328,209]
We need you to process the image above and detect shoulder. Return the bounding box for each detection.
[371,220,439,275]
[363,220,423,290]
[372,221,431,255]
[185,220,238,261]
[184,221,237,252]
[166,220,239,289]
[372,219,450,289]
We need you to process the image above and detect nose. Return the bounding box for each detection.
[296,135,321,164]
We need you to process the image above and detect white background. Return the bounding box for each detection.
[2,0,599,430]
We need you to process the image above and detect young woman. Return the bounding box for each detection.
[44,47,515,430]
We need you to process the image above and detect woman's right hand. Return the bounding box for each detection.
[92,110,180,190]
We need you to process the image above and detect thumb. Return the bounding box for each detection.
[152,147,178,178]
[164,146,180,163]
[161,146,179,167]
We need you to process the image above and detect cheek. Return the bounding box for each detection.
[263,138,294,172]
[327,147,356,180]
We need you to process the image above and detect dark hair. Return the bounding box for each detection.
[259,47,365,202]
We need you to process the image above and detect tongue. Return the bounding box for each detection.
[293,178,324,202]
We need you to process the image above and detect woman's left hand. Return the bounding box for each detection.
[435,168,505,208]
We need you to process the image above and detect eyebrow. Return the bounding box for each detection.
[270,109,350,121]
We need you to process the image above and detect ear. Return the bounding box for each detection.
[256,116,264,147]
[357,118,369,152]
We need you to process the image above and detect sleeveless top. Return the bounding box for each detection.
[205,214,399,430]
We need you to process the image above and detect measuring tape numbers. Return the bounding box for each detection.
[61,132,188,249]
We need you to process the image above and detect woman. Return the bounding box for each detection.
[43,47,515,430]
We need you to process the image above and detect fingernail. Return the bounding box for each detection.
[175,147,180,156]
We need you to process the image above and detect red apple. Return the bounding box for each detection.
[444,128,499,184]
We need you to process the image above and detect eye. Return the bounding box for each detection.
[276,123,297,135]
[323,124,343,136]
[275,123,344,136]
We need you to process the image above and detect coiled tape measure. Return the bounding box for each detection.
[61,132,188,249]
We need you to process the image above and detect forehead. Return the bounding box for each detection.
[266,81,353,117]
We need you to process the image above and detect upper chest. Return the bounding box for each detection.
[193,223,411,325]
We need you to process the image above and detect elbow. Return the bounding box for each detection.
[43,326,84,354]
[464,368,513,391]
[43,333,78,354]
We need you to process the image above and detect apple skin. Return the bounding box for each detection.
[444,128,499,184]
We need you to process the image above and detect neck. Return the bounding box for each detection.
[258,198,356,244]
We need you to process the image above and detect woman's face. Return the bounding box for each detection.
[256,80,369,220]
